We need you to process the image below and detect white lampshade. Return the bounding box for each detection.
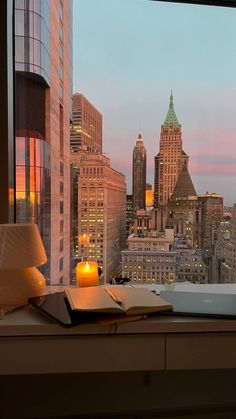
[0,224,47,307]
[0,223,47,270]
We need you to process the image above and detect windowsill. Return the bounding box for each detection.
[2,283,236,337]
[2,302,236,337]
[2,284,236,418]
[1,283,236,371]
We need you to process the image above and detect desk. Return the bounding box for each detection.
[2,306,236,418]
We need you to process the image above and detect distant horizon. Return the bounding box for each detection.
[73,0,236,206]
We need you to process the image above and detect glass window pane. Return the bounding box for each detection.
[34,39,41,66]
[15,10,25,36]
[15,0,25,10]
[16,166,25,190]
[30,138,35,167]
[35,167,41,192]
[30,167,35,191]
[15,37,24,62]
[16,138,25,165]
[34,13,41,40]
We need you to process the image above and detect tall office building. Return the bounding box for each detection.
[70,93,102,153]
[121,233,176,284]
[221,204,236,283]
[132,133,146,211]
[126,194,134,238]
[71,152,126,282]
[131,209,151,237]
[15,0,72,284]
[166,165,201,248]
[211,220,230,283]
[154,92,189,208]
[198,193,224,251]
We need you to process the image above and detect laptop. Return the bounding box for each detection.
[159,290,236,318]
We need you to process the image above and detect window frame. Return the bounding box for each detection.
[0,0,15,224]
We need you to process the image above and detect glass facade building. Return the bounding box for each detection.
[14,0,72,284]
[15,0,50,85]
[16,136,51,278]
[15,0,51,279]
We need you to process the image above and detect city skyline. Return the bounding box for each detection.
[73,0,236,206]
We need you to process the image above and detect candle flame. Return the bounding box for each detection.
[85,262,89,270]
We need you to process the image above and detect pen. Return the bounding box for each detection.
[104,288,122,306]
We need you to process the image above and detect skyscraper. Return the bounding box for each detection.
[166,166,201,248]
[70,93,102,153]
[70,94,102,260]
[121,233,176,285]
[15,0,72,284]
[221,203,236,283]
[126,194,134,238]
[132,133,146,211]
[198,193,224,251]
[71,151,126,282]
[154,92,189,208]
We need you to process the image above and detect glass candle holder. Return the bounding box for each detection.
[76,261,99,287]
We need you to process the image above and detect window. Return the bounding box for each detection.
[1,0,235,292]
[59,257,63,272]
[60,219,64,233]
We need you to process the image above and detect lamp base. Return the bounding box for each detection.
[0,267,46,306]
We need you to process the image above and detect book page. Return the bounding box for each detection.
[65,287,124,313]
[109,287,172,315]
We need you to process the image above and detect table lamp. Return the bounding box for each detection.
[0,223,47,306]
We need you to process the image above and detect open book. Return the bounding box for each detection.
[65,286,172,316]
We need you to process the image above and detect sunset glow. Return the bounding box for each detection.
[74,0,236,205]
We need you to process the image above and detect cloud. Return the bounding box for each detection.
[190,161,236,176]
[110,155,132,174]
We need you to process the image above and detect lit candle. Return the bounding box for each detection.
[78,233,90,245]
[76,261,99,287]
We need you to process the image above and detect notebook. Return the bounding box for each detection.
[65,286,172,316]
[160,290,236,317]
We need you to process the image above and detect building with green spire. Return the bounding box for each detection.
[163,90,181,128]
[154,92,189,209]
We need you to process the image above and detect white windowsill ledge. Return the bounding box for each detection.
[2,283,236,377]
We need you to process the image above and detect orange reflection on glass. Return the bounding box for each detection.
[9,188,15,204]
[146,189,154,207]
[16,138,25,165]
[35,167,41,192]
[16,191,26,200]
[16,167,25,190]
[30,192,36,205]
[35,139,41,166]
[30,138,35,167]
[30,167,35,191]
[79,233,90,244]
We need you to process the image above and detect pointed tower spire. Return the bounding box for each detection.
[170,90,173,107]
[136,132,143,145]
[163,90,180,127]
[171,168,196,199]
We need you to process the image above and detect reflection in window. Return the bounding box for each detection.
[16,136,51,281]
